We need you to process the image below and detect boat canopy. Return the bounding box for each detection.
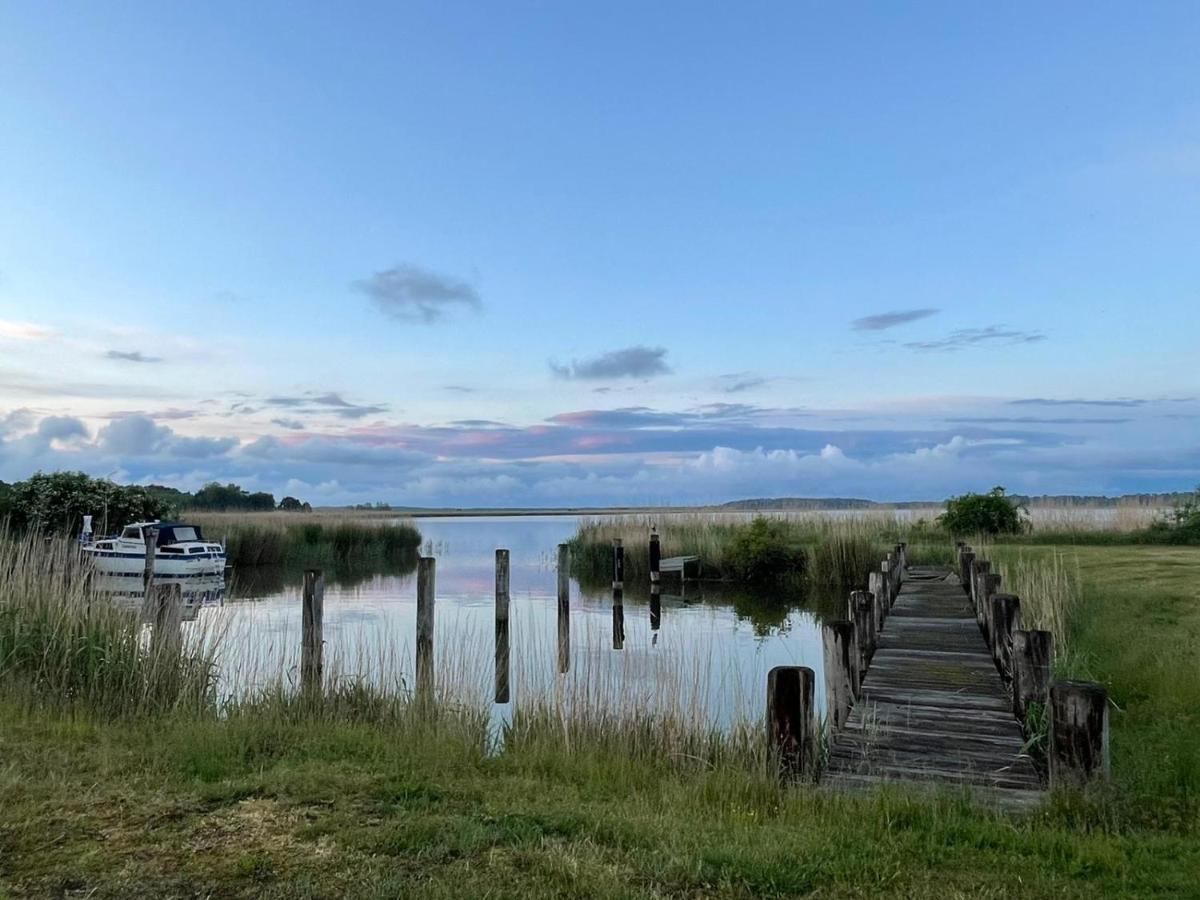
[155,523,206,546]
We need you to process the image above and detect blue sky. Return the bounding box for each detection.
[1,3,1198,505]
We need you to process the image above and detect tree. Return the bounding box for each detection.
[938,486,1027,536]
[278,496,308,512]
[2,471,170,535]
[189,482,277,512]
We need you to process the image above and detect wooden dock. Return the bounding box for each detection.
[823,564,1044,805]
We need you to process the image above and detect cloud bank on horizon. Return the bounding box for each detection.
[1,5,1198,505]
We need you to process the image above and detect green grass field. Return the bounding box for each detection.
[1,544,1198,897]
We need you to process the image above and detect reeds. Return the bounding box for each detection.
[0,530,219,716]
[190,512,421,568]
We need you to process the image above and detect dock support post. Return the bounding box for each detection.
[301,569,324,696]
[612,538,624,590]
[767,666,816,780]
[822,621,857,728]
[850,590,875,671]
[416,557,435,700]
[495,549,510,704]
[991,593,1022,679]
[556,543,570,673]
[1050,681,1110,787]
[867,571,885,632]
[959,549,975,592]
[1013,629,1054,720]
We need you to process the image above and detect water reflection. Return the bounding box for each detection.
[192,516,833,726]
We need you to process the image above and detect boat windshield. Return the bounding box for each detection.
[159,525,203,544]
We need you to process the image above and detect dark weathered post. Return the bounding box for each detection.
[301,569,324,695]
[959,548,975,592]
[850,590,874,670]
[556,543,570,674]
[1012,629,1055,720]
[982,572,1002,638]
[649,527,661,631]
[897,541,908,576]
[879,561,893,610]
[991,593,1022,678]
[142,525,158,601]
[416,557,435,699]
[822,621,857,728]
[150,583,182,653]
[767,666,816,780]
[1050,681,1110,787]
[495,549,510,703]
[612,538,624,590]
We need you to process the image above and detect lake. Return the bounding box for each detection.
[195,515,833,729]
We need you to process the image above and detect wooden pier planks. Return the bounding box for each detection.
[824,566,1043,805]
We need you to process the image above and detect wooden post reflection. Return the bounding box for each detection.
[556,543,570,673]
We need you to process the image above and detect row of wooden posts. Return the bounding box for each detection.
[296,533,660,702]
[767,543,909,779]
[956,542,1110,787]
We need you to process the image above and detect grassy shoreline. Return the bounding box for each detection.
[1,533,1198,896]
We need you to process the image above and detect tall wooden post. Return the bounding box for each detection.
[1050,681,1110,787]
[556,543,570,674]
[612,538,624,590]
[991,593,1022,679]
[649,527,661,631]
[142,525,158,604]
[416,557,435,699]
[767,666,816,780]
[867,571,884,632]
[150,583,182,653]
[301,569,324,695]
[495,549,510,704]
[959,549,975,592]
[823,620,858,728]
[1012,629,1054,720]
[851,590,874,671]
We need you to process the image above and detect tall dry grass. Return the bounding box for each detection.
[189,511,421,568]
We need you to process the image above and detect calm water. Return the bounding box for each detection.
[194,516,831,728]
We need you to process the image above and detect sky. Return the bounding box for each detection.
[1,2,1198,506]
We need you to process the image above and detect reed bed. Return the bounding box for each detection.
[568,511,952,591]
[190,511,421,568]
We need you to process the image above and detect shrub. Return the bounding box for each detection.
[726,517,806,582]
[939,487,1027,537]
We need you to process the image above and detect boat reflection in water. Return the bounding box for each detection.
[90,571,227,621]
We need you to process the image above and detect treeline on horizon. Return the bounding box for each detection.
[0,472,313,535]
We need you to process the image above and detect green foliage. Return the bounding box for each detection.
[1,471,170,535]
[189,482,277,511]
[1143,486,1200,544]
[277,495,310,512]
[726,516,806,582]
[212,517,422,569]
[939,486,1027,537]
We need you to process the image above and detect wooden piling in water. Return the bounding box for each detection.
[150,583,182,653]
[495,549,510,704]
[649,528,661,631]
[767,666,816,780]
[612,538,624,590]
[142,526,158,598]
[416,557,435,698]
[822,621,858,728]
[612,586,625,650]
[556,543,570,674]
[1050,681,1110,787]
[301,569,324,695]
[1012,629,1054,720]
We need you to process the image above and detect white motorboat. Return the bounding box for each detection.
[80,517,228,612]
